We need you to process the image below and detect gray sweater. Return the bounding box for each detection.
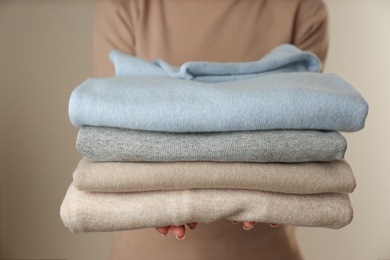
[77,127,347,162]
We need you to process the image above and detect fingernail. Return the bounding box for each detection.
[270,223,279,228]
[160,233,168,237]
[231,221,238,224]
[243,225,253,231]
[188,223,197,230]
[176,235,185,240]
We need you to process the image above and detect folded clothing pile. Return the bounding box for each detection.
[60,44,368,233]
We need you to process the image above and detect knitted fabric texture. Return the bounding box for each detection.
[110,44,322,82]
[69,72,368,132]
[60,183,353,232]
[77,127,347,162]
[73,158,356,194]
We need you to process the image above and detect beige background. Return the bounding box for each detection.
[0,0,389,259]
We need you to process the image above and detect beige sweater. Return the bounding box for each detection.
[61,183,353,232]
[73,158,356,194]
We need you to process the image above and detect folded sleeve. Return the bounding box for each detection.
[93,0,137,77]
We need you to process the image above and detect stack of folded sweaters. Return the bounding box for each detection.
[60,45,368,233]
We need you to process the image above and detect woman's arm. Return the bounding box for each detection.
[93,0,136,78]
[293,0,329,66]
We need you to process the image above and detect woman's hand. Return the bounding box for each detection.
[230,221,279,230]
[156,222,198,240]
[155,223,197,240]
[155,221,279,240]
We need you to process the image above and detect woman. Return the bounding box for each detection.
[93,0,328,259]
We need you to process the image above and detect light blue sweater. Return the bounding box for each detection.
[110,44,322,83]
[69,72,368,132]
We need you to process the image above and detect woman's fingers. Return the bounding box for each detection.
[156,223,197,239]
[155,226,170,236]
[157,222,278,238]
[187,222,198,230]
[231,221,279,230]
[243,221,256,230]
[170,225,186,240]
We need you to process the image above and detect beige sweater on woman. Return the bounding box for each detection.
[93,0,329,259]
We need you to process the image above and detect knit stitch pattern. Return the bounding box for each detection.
[110,44,322,82]
[60,183,353,232]
[73,158,356,194]
[77,127,347,162]
[69,72,368,132]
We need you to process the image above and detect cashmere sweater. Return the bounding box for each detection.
[69,72,368,132]
[110,44,322,82]
[61,183,353,232]
[77,127,347,162]
[73,158,356,194]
